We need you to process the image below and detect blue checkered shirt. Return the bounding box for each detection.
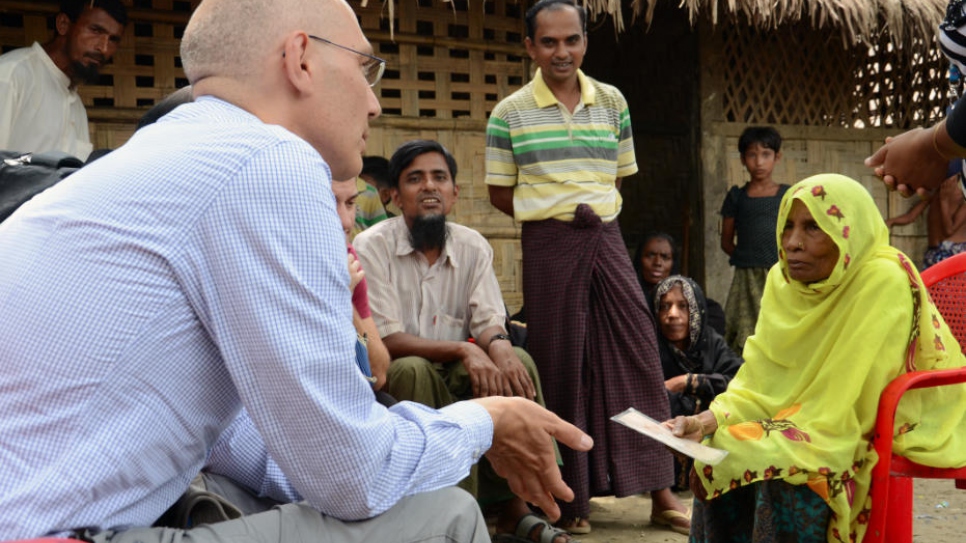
[0,97,491,538]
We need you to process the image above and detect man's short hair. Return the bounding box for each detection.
[361,156,391,189]
[388,140,458,189]
[181,0,322,85]
[60,0,129,26]
[525,0,586,40]
[738,126,783,155]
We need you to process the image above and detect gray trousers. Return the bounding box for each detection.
[89,483,489,543]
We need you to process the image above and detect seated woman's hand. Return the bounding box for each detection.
[663,415,701,442]
[664,412,717,442]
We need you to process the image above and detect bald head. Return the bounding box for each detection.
[180,0,381,181]
[181,0,338,85]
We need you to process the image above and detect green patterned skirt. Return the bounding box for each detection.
[690,480,830,543]
[724,267,769,356]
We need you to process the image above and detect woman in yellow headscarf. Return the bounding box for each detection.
[668,174,966,543]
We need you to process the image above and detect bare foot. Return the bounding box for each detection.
[650,487,690,533]
[555,516,591,534]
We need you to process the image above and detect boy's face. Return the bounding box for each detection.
[741,143,780,182]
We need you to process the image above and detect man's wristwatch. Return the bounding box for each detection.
[489,333,512,345]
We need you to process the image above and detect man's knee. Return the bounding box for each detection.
[513,347,538,379]
[387,356,436,383]
[386,356,451,408]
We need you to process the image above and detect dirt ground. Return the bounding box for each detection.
[562,478,964,543]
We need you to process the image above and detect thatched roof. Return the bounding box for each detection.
[591,0,947,45]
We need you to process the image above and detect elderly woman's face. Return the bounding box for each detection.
[658,285,689,349]
[781,199,839,284]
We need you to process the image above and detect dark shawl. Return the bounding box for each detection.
[652,276,743,417]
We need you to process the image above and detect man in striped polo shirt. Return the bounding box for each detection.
[484,0,691,535]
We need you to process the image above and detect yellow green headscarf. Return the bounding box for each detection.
[695,174,966,543]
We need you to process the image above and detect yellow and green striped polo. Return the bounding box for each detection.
[485,69,637,222]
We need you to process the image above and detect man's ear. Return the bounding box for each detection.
[453,183,460,199]
[390,187,401,208]
[524,37,537,61]
[775,151,782,162]
[55,13,72,36]
[281,32,313,94]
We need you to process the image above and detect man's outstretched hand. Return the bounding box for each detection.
[865,127,954,199]
[473,396,592,521]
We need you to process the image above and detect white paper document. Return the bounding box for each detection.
[611,407,729,466]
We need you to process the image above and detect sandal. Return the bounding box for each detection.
[491,513,575,543]
[650,508,691,535]
[554,516,591,535]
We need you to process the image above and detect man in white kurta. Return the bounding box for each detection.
[0,1,126,160]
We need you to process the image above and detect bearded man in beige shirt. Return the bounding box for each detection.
[355,139,571,543]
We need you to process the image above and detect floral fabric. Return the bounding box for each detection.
[695,174,966,543]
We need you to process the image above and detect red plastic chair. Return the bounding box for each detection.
[865,252,966,543]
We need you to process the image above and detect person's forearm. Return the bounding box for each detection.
[933,119,966,163]
[205,410,302,503]
[477,325,510,352]
[488,185,515,217]
[693,409,718,435]
[356,312,389,389]
[888,199,929,227]
[383,332,472,364]
[944,99,966,152]
[720,219,736,255]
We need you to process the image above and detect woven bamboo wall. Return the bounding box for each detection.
[718,20,947,129]
[0,0,527,121]
[0,0,529,311]
[699,18,946,303]
[701,126,932,304]
[359,0,527,120]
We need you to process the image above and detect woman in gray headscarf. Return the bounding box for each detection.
[652,275,743,488]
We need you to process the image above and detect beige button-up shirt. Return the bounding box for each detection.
[354,217,507,341]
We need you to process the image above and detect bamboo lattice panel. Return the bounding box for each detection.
[352,0,527,120]
[720,20,949,129]
[0,0,198,110]
[0,0,527,120]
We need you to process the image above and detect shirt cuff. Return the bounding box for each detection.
[439,400,494,462]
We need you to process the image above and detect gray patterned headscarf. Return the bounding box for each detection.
[653,275,702,350]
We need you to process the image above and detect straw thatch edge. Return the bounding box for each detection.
[612,0,947,46]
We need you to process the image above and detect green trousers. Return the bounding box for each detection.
[385,347,550,505]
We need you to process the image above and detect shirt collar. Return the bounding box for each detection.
[532,68,595,109]
[34,42,72,91]
[391,219,458,268]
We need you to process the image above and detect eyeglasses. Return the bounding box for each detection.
[308,35,386,87]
